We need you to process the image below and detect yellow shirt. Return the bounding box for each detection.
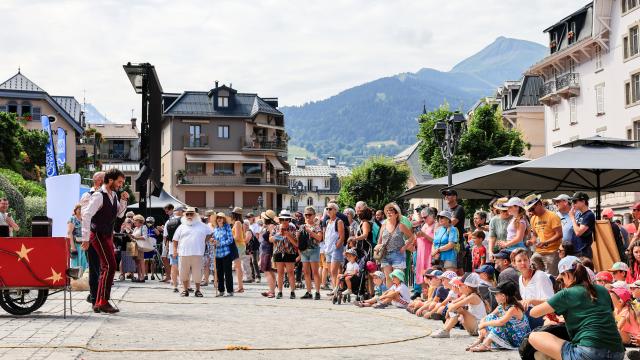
[530,210,562,254]
[232,222,245,249]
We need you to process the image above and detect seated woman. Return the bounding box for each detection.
[513,248,554,330]
[431,273,487,338]
[467,281,530,352]
[528,256,625,360]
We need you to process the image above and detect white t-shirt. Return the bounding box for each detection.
[250,222,261,236]
[173,221,212,257]
[519,270,555,302]
[345,261,360,275]
[389,283,411,308]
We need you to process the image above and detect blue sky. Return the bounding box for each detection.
[1,0,588,122]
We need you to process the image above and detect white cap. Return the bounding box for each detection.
[503,197,526,208]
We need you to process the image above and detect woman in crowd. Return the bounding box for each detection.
[119,218,136,281]
[243,219,255,283]
[627,240,640,283]
[343,208,359,238]
[299,206,323,300]
[413,207,436,296]
[212,212,235,297]
[201,210,215,286]
[558,240,576,259]
[497,197,528,251]
[349,206,374,294]
[512,248,554,329]
[325,203,346,293]
[529,256,625,360]
[131,214,149,282]
[378,202,415,286]
[231,207,247,293]
[431,210,459,272]
[271,210,299,299]
[260,210,278,298]
[67,204,88,273]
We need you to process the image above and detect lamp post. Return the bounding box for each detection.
[257,195,263,211]
[289,181,304,212]
[433,112,467,187]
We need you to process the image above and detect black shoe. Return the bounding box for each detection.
[410,292,421,300]
[173,288,179,293]
[314,292,320,300]
[290,292,296,299]
[86,294,93,304]
[194,290,203,297]
[188,288,194,293]
[180,290,189,297]
[276,292,283,299]
[628,350,640,360]
[144,275,148,280]
[301,292,312,299]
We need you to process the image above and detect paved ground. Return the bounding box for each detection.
[0,279,521,360]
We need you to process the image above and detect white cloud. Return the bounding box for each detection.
[1,0,586,121]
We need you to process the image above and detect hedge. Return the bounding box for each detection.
[0,168,45,197]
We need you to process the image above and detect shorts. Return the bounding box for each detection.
[560,342,624,360]
[170,255,179,266]
[380,250,406,269]
[325,248,344,263]
[260,253,274,272]
[300,247,320,263]
[273,253,297,263]
[442,260,456,269]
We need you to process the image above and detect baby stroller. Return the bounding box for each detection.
[332,242,371,304]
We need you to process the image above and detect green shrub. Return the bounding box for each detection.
[0,174,25,229]
[20,196,47,236]
[0,168,46,197]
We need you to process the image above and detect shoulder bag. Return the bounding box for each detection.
[373,223,398,261]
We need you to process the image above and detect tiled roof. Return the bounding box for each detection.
[513,75,543,107]
[164,91,282,118]
[394,141,421,163]
[289,165,351,178]
[52,96,82,124]
[395,141,432,184]
[89,123,139,139]
[0,72,44,92]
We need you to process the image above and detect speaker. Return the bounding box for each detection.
[31,216,52,237]
[135,164,152,189]
[150,180,163,197]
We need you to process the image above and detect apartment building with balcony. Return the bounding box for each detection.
[0,71,84,169]
[529,0,640,216]
[160,82,289,212]
[282,157,351,213]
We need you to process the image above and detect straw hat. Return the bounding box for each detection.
[523,194,542,210]
[492,197,509,211]
[261,209,278,222]
[232,207,243,215]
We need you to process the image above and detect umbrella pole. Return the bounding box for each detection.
[596,171,602,219]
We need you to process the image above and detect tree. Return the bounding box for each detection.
[0,112,24,170]
[337,156,409,211]
[18,129,49,173]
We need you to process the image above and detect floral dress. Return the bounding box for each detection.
[485,305,531,349]
[68,216,88,272]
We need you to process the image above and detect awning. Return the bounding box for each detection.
[102,162,140,173]
[255,123,285,131]
[266,156,284,170]
[185,154,265,163]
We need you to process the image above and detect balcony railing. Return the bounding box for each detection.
[98,152,132,161]
[183,135,209,149]
[242,137,287,151]
[539,80,561,105]
[180,174,288,186]
[556,73,580,98]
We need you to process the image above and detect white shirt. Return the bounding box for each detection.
[345,261,359,275]
[250,222,261,236]
[389,283,411,308]
[519,270,555,301]
[81,185,128,242]
[172,220,212,257]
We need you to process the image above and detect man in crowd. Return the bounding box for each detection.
[164,206,184,292]
[493,249,519,287]
[525,194,563,276]
[79,171,105,306]
[553,194,574,243]
[569,191,596,258]
[172,207,212,297]
[159,204,174,282]
[488,198,510,259]
[375,210,385,223]
[602,208,627,261]
[0,197,20,236]
[442,189,467,271]
[81,169,128,313]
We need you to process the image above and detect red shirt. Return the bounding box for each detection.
[472,245,486,270]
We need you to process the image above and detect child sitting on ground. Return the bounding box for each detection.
[338,248,360,296]
[407,269,437,314]
[422,270,457,320]
[467,281,530,352]
[373,269,411,309]
[431,273,487,338]
[609,262,629,283]
[471,230,487,271]
[354,271,387,307]
[415,270,446,316]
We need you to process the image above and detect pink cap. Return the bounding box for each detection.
[602,208,614,219]
[611,287,632,304]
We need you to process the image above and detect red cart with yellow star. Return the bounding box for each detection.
[0,237,75,316]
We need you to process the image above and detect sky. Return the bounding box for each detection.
[1,0,588,123]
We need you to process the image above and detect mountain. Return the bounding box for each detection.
[281,36,547,164]
[84,103,111,124]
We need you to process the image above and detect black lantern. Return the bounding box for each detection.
[433,112,467,187]
[257,195,264,210]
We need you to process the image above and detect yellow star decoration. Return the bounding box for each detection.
[45,268,63,284]
[15,244,34,262]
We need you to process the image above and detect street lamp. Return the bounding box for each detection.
[289,181,304,212]
[433,112,467,187]
[257,195,263,210]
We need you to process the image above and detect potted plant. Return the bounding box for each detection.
[176,169,187,184]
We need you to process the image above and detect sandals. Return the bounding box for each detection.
[469,344,491,352]
[194,290,203,297]
[235,288,245,293]
[465,339,483,351]
[180,290,189,297]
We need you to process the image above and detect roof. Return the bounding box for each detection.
[394,141,433,184]
[543,2,593,33]
[163,91,282,118]
[102,162,140,172]
[51,96,83,124]
[289,165,351,178]
[394,141,420,163]
[89,123,139,139]
[513,75,543,107]
[0,72,44,91]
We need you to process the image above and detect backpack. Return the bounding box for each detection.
[246,232,260,254]
[297,228,311,252]
[165,217,180,241]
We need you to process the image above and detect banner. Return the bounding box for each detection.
[56,127,66,170]
[40,115,58,177]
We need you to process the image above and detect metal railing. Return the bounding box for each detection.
[556,72,580,90]
[183,135,209,148]
[180,174,288,186]
[541,80,556,97]
[242,137,287,151]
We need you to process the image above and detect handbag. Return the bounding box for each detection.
[135,226,155,252]
[126,241,138,255]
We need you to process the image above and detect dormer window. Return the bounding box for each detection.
[218,96,228,108]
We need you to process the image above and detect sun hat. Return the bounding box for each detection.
[437,210,453,220]
[345,248,357,257]
[610,287,632,304]
[215,212,226,218]
[552,194,571,202]
[261,209,277,222]
[372,271,385,279]
[132,214,145,222]
[595,271,614,283]
[523,194,542,210]
[184,206,196,213]
[232,207,243,214]
[503,197,526,208]
[366,261,377,272]
[608,262,629,272]
[492,197,509,211]
[557,255,579,275]
[389,269,405,283]
[489,281,518,297]
[278,210,293,220]
[439,270,457,280]
[474,264,495,276]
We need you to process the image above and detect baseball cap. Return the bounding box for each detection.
[439,270,457,280]
[475,264,495,276]
[451,277,463,287]
[557,255,579,275]
[552,194,571,202]
[345,248,357,257]
[602,208,614,219]
[372,271,384,279]
[632,202,640,211]
[608,262,629,272]
[571,191,589,202]
[441,189,458,197]
[437,210,453,220]
[612,280,630,290]
[489,281,518,297]
[595,271,614,283]
[630,280,640,289]
[493,249,513,260]
[610,287,632,304]
[427,270,443,278]
[503,197,526,208]
[462,272,481,288]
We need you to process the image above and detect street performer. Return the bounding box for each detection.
[81,169,128,313]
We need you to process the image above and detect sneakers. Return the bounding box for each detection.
[276,292,283,299]
[353,301,364,307]
[342,289,352,296]
[301,292,313,299]
[255,278,261,283]
[430,329,450,338]
[290,292,296,299]
[215,292,225,297]
[225,292,234,297]
[314,292,320,300]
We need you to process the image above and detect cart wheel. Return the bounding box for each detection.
[0,289,48,316]
[337,293,342,305]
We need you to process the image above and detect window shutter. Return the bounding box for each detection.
[32,106,41,120]
[596,85,604,114]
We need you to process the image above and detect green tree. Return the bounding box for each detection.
[337,156,409,211]
[0,112,24,170]
[18,129,49,172]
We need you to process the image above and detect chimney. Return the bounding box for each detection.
[131,118,137,129]
[295,157,306,168]
[215,80,219,88]
[230,82,232,89]
[327,157,336,167]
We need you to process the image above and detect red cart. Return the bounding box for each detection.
[0,237,76,316]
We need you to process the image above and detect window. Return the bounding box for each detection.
[307,197,314,206]
[568,22,576,44]
[595,45,602,70]
[568,58,576,73]
[634,120,640,148]
[625,36,630,59]
[217,125,229,139]
[595,84,605,115]
[31,106,41,120]
[186,162,205,174]
[125,176,132,186]
[7,104,17,113]
[633,74,640,103]
[552,105,559,129]
[631,26,639,57]
[162,162,165,177]
[626,81,633,105]
[214,163,234,175]
[21,104,31,116]
[623,0,639,13]
[324,178,331,189]
[189,125,201,146]
[569,97,577,124]
[217,96,228,107]
[307,179,313,190]
[242,163,262,175]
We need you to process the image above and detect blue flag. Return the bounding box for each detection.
[41,115,58,177]
[56,127,66,170]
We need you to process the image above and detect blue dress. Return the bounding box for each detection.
[68,216,88,273]
[485,305,531,349]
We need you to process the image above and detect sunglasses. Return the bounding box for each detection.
[633,209,640,212]
[326,208,335,211]
[186,213,195,216]
[304,214,314,217]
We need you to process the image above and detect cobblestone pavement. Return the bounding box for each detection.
[0,280,521,360]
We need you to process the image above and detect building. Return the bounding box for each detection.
[393,141,442,211]
[282,157,351,213]
[160,82,289,212]
[528,0,640,218]
[0,71,84,169]
[495,76,546,158]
